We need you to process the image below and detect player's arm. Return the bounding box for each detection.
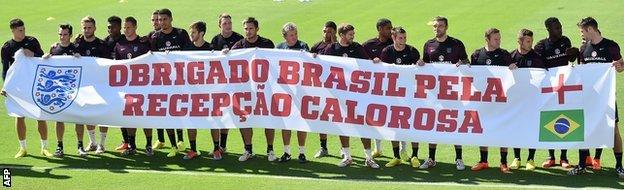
[1,43,10,81]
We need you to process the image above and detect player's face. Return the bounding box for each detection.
[243,23,258,39]
[151,14,160,30]
[58,28,71,44]
[379,24,392,39]
[579,27,593,41]
[11,26,26,40]
[81,22,96,39]
[158,15,172,30]
[518,36,533,51]
[486,33,501,49]
[219,18,232,33]
[284,30,298,45]
[123,22,136,37]
[433,21,447,38]
[340,30,355,43]
[108,22,121,35]
[547,22,562,39]
[393,33,406,46]
[189,27,203,42]
[323,27,335,40]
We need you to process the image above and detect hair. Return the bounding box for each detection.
[324,21,337,30]
[376,18,392,30]
[337,23,355,35]
[59,24,73,35]
[81,16,96,25]
[158,8,172,18]
[9,18,24,29]
[391,26,406,36]
[544,17,560,28]
[243,17,258,28]
[281,22,297,36]
[433,16,448,27]
[218,13,232,25]
[124,16,137,26]
[577,17,598,30]
[152,10,159,15]
[108,16,122,26]
[517,28,533,39]
[190,21,206,34]
[484,28,500,39]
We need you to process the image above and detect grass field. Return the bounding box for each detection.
[1,0,624,189]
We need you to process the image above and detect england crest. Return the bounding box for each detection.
[32,65,82,114]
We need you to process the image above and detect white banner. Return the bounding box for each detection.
[3,48,615,149]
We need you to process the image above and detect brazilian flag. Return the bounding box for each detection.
[539,109,584,142]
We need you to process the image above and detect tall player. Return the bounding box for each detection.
[362,18,393,158]
[275,22,309,163]
[150,8,192,157]
[468,28,513,173]
[534,17,578,169]
[378,26,422,168]
[321,23,379,169]
[508,29,545,171]
[74,16,111,155]
[229,17,276,162]
[420,16,468,170]
[42,23,79,158]
[114,17,154,156]
[309,21,337,159]
[1,18,51,158]
[208,13,243,157]
[568,17,624,178]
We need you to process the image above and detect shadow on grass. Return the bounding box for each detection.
[2,147,623,189]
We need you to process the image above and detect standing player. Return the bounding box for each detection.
[146,9,168,150]
[362,18,393,158]
[208,13,243,156]
[568,17,624,178]
[43,24,78,158]
[468,28,513,173]
[508,29,545,171]
[275,22,309,163]
[420,16,469,170]
[150,8,192,157]
[377,27,422,168]
[309,21,337,159]
[104,16,122,59]
[1,18,51,158]
[533,17,577,169]
[114,17,154,156]
[183,20,211,160]
[74,16,110,155]
[322,23,379,169]
[229,17,276,162]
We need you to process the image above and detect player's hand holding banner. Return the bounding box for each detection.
[3,48,615,149]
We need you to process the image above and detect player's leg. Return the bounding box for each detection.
[472,146,489,171]
[296,131,307,163]
[183,129,199,160]
[455,145,465,170]
[122,128,138,156]
[115,128,129,151]
[75,124,87,157]
[510,148,522,169]
[239,128,253,161]
[338,136,352,167]
[499,147,510,173]
[95,126,108,154]
[361,138,379,169]
[210,129,223,160]
[279,129,292,162]
[419,143,437,169]
[36,120,51,157]
[219,129,229,152]
[385,141,402,167]
[153,128,166,149]
[143,128,154,156]
[14,117,27,158]
[85,125,98,151]
[265,128,276,161]
[165,129,178,157]
[314,133,329,158]
[54,121,65,157]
